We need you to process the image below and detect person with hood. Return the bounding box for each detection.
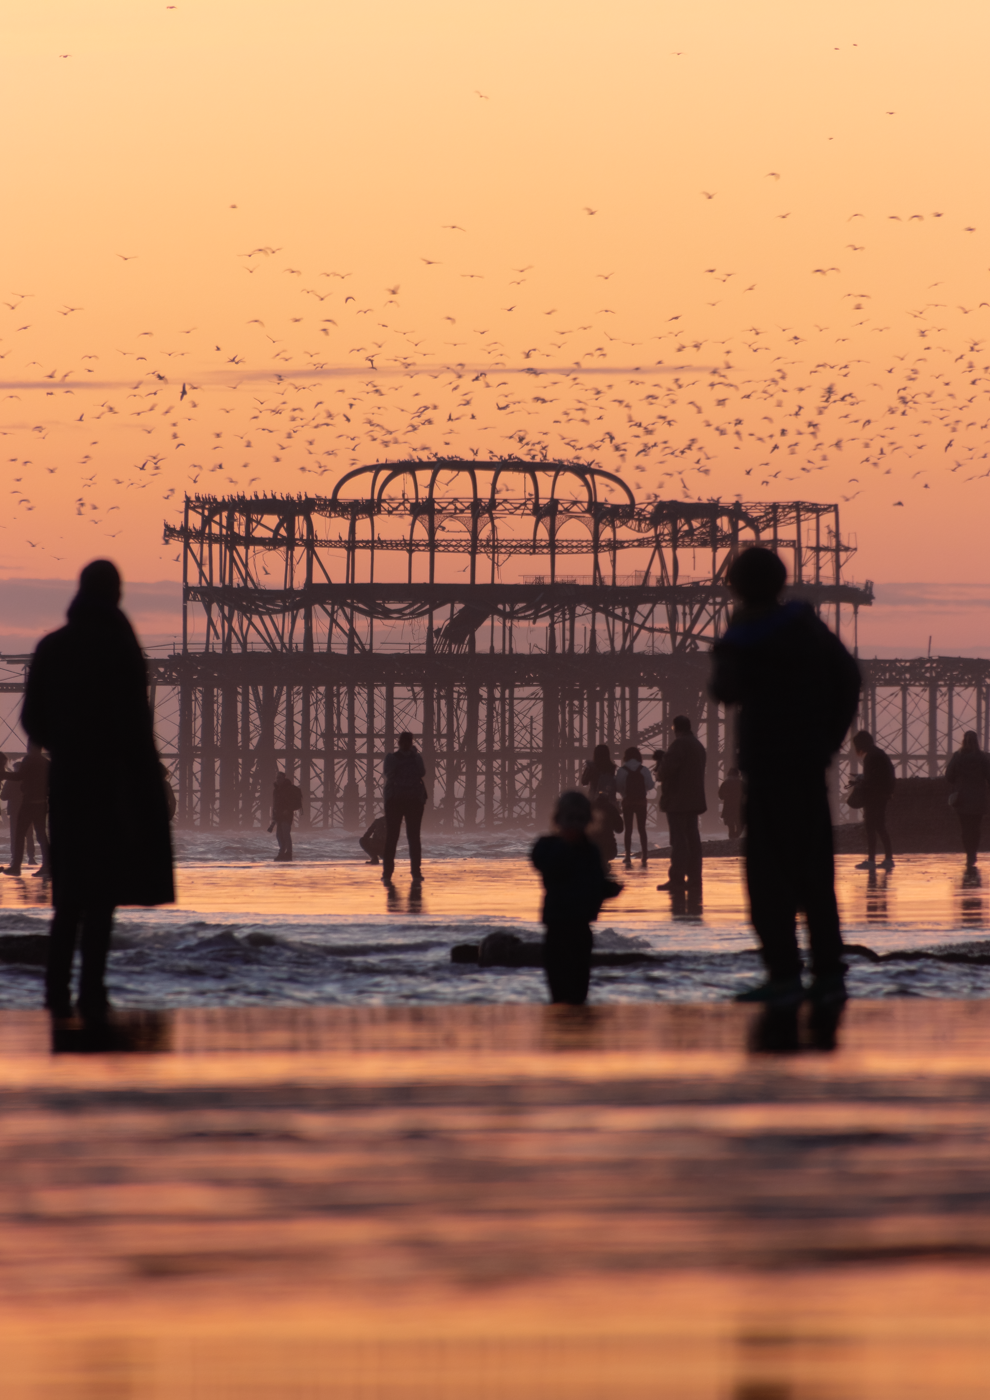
[381,730,428,885]
[710,546,860,1007]
[614,746,655,868]
[21,560,174,1021]
[531,790,622,1004]
[658,717,707,895]
[581,743,617,801]
[945,731,990,877]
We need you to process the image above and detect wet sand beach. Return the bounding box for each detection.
[3,850,990,1005]
[4,1000,990,1397]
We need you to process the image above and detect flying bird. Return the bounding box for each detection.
[583,207,597,215]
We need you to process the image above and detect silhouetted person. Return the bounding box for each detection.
[21,560,174,1022]
[359,814,387,864]
[946,730,990,877]
[382,730,427,885]
[271,771,300,861]
[581,743,617,800]
[588,789,623,866]
[710,547,860,1007]
[531,790,621,1004]
[850,730,896,871]
[2,759,35,868]
[719,766,745,840]
[1,740,51,877]
[657,716,706,896]
[161,763,177,821]
[615,746,654,867]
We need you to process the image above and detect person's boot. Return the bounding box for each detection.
[854,858,875,871]
[44,987,74,1019]
[734,976,804,1008]
[806,969,848,1008]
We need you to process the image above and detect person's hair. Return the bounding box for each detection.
[554,789,592,831]
[275,770,286,780]
[593,743,612,767]
[852,730,875,751]
[962,730,981,753]
[728,766,739,776]
[78,559,121,605]
[623,746,642,761]
[727,546,786,605]
[398,731,414,746]
[652,750,664,763]
[672,715,691,734]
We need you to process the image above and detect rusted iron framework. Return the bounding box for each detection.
[143,460,872,829]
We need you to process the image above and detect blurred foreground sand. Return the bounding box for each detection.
[2,1002,990,1398]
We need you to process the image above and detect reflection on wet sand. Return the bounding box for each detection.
[5,1001,990,1396]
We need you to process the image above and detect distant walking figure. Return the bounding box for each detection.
[710,547,860,1007]
[658,716,707,896]
[271,772,301,862]
[1,740,51,877]
[581,743,617,800]
[719,766,745,841]
[21,561,174,1021]
[946,731,990,876]
[531,790,621,1005]
[849,730,896,871]
[381,731,427,885]
[615,746,654,868]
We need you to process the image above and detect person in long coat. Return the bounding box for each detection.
[21,560,174,1019]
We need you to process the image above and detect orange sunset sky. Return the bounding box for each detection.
[2,1,989,655]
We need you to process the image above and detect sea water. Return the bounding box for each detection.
[1,831,989,1006]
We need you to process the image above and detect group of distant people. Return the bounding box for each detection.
[528,546,860,1008]
[14,548,990,1026]
[580,716,708,902]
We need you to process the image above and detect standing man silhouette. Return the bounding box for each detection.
[711,547,860,1007]
[381,730,428,886]
[22,561,174,1022]
[658,716,707,898]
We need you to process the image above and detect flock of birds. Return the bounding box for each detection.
[2,198,989,568]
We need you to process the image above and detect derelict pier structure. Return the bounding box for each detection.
[153,461,872,829]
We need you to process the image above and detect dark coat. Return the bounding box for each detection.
[946,749,990,816]
[383,748,427,803]
[710,600,860,786]
[21,596,174,908]
[581,759,617,801]
[531,834,620,926]
[660,733,707,814]
[858,747,896,805]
